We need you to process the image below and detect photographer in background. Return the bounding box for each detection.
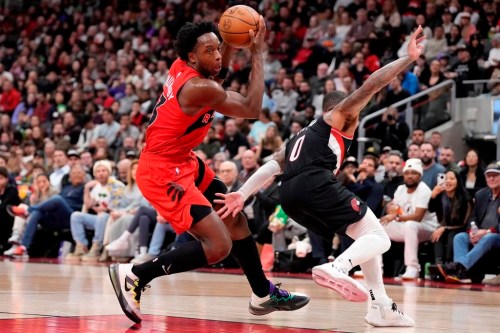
[373,107,410,153]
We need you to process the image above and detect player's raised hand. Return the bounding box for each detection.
[407,25,426,61]
[214,192,245,219]
[249,16,266,54]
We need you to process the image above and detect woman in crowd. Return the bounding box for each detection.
[103,160,151,261]
[256,124,283,163]
[4,172,59,256]
[99,160,149,261]
[428,170,472,265]
[459,148,486,197]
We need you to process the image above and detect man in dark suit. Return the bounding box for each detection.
[435,161,500,283]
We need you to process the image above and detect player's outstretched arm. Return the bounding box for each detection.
[326,26,425,122]
[210,16,267,119]
[215,146,284,219]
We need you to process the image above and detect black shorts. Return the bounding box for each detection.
[279,169,367,240]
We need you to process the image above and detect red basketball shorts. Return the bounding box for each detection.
[136,152,215,234]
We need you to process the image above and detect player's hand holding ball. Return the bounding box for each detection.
[218,5,266,52]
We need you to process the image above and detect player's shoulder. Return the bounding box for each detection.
[179,76,225,103]
[182,76,220,90]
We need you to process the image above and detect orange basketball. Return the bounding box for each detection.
[218,5,260,48]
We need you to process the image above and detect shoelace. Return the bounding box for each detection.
[133,283,151,304]
[391,302,404,315]
[272,283,290,299]
[139,284,151,294]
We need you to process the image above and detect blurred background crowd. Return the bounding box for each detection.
[0,0,499,285]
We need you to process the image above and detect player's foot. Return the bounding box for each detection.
[312,262,369,302]
[108,263,149,323]
[248,283,310,315]
[365,300,415,327]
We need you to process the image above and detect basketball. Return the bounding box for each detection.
[218,5,260,48]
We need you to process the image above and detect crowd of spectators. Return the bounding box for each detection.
[0,0,499,284]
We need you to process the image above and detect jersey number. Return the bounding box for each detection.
[289,136,305,162]
[148,94,167,126]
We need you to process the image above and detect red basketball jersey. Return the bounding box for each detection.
[143,58,215,159]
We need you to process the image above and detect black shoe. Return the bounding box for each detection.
[437,262,469,282]
[428,264,442,279]
[248,283,310,315]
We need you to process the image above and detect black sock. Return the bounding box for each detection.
[231,235,270,297]
[131,240,208,286]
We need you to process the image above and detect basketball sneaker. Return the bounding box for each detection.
[365,300,415,327]
[248,283,310,315]
[312,262,369,302]
[108,263,149,323]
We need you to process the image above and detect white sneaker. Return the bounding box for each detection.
[312,263,369,302]
[131,253,156,264]
[3,245,19,256]
[108,263,148,323]
[106,238,129,252]
[365,301,415,327]
[401,266,419,280]
[8,233,21,245]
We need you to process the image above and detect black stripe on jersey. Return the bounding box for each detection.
[194,156,206,187]
[182,109,215,136]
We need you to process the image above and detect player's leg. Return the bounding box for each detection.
[109,205,231,324]
[297,211,372,303]
[341,209,415,327]
[222,210,310,315]
[203,177,310,315]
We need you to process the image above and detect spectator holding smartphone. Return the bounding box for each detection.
[428,170,472,265]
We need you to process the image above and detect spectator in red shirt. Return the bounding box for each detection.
[0,80,21,116]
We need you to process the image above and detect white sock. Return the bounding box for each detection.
[360,255,391,305]
[139,246,148,255]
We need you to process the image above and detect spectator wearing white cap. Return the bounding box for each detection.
[66,159,125,263]
[380,158,439,280]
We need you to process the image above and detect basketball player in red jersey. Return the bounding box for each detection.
[108,18,309,324]
[216,26,427,327]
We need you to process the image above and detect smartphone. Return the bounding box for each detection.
[437,173,445,188]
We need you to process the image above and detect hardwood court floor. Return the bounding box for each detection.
[0,259,499,333]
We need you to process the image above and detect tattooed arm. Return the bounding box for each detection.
[325,26,425,136]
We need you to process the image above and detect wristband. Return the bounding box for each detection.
[217,67,229,79]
